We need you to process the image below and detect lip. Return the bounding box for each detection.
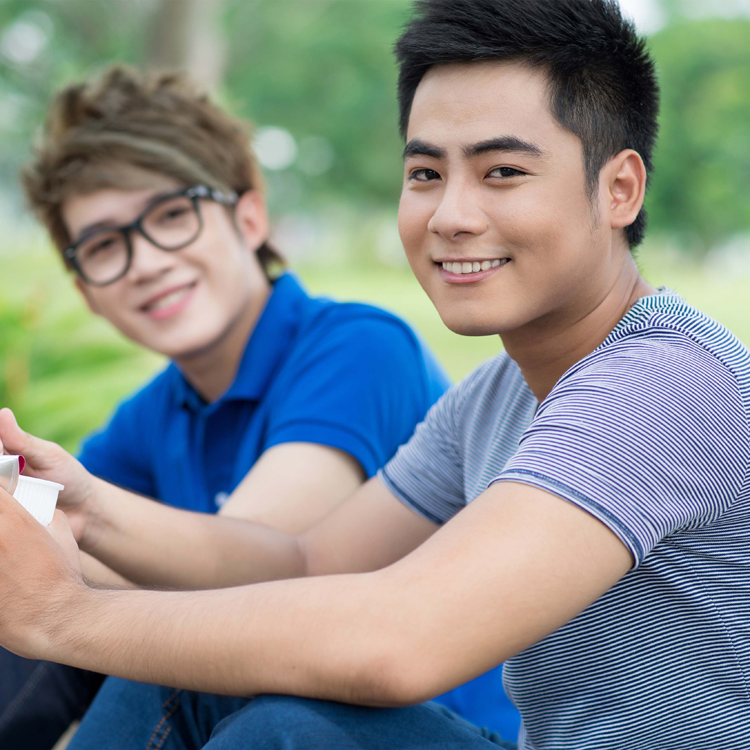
[139,281,198,320]
[436,259,511,284]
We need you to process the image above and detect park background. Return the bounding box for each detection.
[0,0,749,453]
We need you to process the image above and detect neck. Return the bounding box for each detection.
[502,257,656,403]
[175,284,272,403]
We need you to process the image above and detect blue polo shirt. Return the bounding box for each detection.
[78,273,450,512]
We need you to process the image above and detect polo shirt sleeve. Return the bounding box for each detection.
[263,313,440,478]
[77,389,158,498]
[492,337,749,566]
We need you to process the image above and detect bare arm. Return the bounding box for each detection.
[218,442,364,535]
[0,480,631,705]
[80,552,137,589]
[0,409,430,589]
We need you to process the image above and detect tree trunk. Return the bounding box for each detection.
[147,0,227,93]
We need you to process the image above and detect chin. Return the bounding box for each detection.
[144,327,223,360]
[438,311,505,337]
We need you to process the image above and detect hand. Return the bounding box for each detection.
[0,409,96,543]
[0,487,86,660]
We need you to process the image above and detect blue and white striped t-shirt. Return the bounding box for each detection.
[380,289,750,750]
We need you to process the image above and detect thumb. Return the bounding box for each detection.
[0,408,30,457]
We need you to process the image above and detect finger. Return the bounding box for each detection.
[0,409,30,457]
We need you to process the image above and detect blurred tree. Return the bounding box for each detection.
[0,1,747,249]
[223,0,410,215]
[147,0,226,91]
[645,19,750,251]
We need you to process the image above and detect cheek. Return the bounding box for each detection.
[496,181,593,262]
[398,190,433,262]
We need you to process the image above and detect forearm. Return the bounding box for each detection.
[80,551,138,589]
[83,478,306,589]
[45,572,417,706]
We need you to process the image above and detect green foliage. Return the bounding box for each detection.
[223,0,410,214]
[646,19,750,249]
[0,2,748,248]
[0,250,162,452]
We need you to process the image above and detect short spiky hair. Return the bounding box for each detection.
[395,0,659,247]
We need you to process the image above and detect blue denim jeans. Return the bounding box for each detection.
[68,677,518,750]
[0,647,104,749]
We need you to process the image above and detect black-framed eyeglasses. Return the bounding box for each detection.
[63,184,239,287]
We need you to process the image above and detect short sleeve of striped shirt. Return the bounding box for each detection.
[379,380,466,525]
[494,336,749,566]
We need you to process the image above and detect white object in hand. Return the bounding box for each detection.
[13,476,64,526]
[0,455,20,495]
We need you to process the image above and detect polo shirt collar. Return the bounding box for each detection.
[171,273,310,411]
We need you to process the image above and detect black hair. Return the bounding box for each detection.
[395,0,659,247]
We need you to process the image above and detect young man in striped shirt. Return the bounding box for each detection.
[0,0,748,748]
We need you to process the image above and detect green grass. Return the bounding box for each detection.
[3,242,750,452]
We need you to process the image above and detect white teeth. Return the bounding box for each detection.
[441,259,509,275]
[146,286,192,311]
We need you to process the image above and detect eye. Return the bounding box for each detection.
[408,168,441,183]
[159,206,190,222]
[488,167,525,178]
[89,238,115,255]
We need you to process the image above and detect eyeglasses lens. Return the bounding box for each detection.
[77,231,129,285]
[142,195,201,251]
[77,195,201,285]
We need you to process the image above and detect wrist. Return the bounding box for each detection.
[35,579,101,664]
[77,475,109,552]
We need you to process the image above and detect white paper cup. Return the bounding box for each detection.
[12,476,64,526]
[0,455,20,495]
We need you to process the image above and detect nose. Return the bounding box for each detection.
[124,232,178,283]
[427,180,489,241]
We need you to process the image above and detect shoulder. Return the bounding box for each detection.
[425,351,529,434]
[564,325,746,405]
[543,331,749,467]
[448,351,527,408]
[306,302,422,348]
[290,301,437,374]
[605,293,750,388]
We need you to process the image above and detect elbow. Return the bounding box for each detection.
[351,644,448,708]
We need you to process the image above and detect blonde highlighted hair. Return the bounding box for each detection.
[22,64,284,277]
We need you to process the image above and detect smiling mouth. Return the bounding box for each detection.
[439,259,510,275]
[141,282,198,313]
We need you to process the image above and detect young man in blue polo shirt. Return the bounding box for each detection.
[0,66,457,748]
[1,1,748,748]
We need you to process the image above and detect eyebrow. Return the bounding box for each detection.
[74,189,179,241]
[403,135,545,161]
[464,136,545,158]
[403,139,445,160]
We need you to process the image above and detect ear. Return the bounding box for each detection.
[233,190,271,252]
[603,149,647,233]
[74,277,102,316]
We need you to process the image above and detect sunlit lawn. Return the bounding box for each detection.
[3,242,750,452]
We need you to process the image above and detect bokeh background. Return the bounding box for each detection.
[1,0,749,452]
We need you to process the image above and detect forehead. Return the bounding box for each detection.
[406,60,570,150]
[62,175,182,239]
